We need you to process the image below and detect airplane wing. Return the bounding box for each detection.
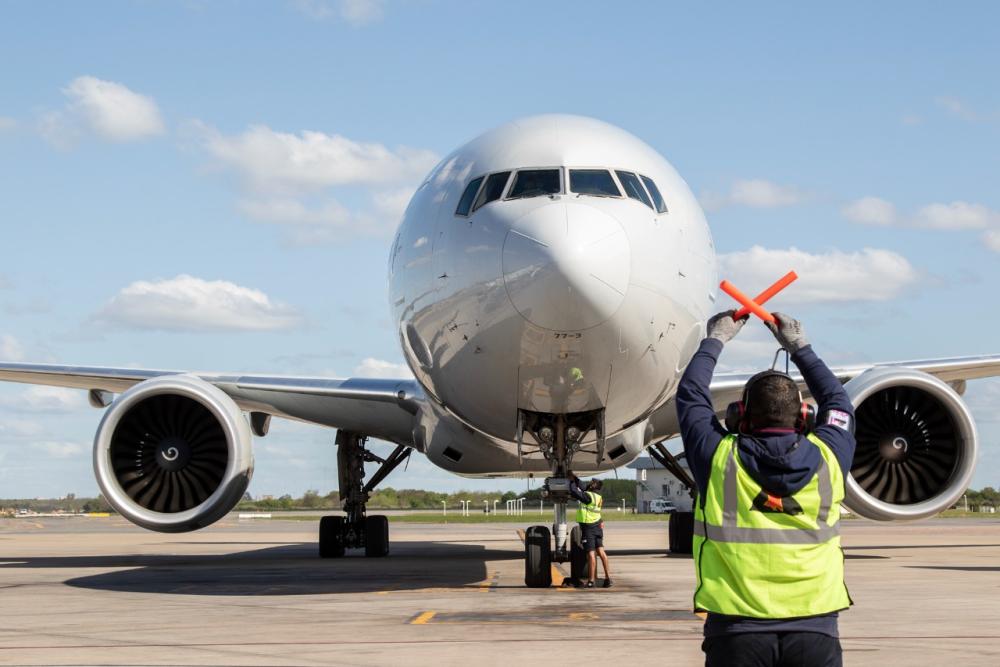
[650,353,1000,439]
[0,362,423,446]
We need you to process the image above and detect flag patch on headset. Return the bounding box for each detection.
[752,491,803,515]
[824,409,852,431]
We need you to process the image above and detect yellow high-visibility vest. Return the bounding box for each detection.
[693,433,852,618]
[577,491,603,524]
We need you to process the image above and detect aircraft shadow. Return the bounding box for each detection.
[0,541,523,596]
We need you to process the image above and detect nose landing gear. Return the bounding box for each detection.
[521,410,602,588]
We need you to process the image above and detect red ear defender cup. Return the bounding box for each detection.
[725,401,745,432]
[796,403,817,433]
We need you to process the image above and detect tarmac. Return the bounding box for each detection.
[1,515,999,666]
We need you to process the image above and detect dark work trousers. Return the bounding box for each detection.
[703,632,843,667]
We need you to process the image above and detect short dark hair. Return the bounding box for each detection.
[746,374,800,429]
[586,479,603,492]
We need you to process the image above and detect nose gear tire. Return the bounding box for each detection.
[525,525,553,588]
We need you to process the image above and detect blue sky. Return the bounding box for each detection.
[1,1,999,498]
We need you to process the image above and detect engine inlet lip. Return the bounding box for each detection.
[843,367,979,521]
[93,374,246,531]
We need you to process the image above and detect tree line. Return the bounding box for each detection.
[236,479,637,511]
[4,483,996,514]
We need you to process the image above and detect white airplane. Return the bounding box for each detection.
[2,115,999,587]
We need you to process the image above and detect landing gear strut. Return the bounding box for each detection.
[521,410,603,588]
[318,431,410,558]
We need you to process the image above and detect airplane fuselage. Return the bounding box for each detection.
[388,115,717,476]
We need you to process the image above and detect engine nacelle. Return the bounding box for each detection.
[843,367,977,521]
[93,375,254,532]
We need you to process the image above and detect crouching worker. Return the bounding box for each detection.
[568,472,612,588]
[676,311,856,667]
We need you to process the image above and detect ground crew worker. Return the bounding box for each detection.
[676,311,856,667]
[568,472,612,588]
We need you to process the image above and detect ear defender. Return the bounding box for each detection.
[726,369,816,434]
[796,402,816,434]
[724,400,745,432]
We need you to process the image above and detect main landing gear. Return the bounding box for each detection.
[648,441,696,555]
[521,410,601,588]
[318,431,410,559]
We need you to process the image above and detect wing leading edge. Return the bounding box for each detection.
[0,362,423,447]
[650,353,1000,439]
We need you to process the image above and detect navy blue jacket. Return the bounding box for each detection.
[676,338,856,638]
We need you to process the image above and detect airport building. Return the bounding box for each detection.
[628,454,694,513]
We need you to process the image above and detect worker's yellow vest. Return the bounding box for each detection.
[576,491,603,524]
[693,433,851,618]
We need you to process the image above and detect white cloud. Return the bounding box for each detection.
[372,186,415,221]
[717,325,787,373]
[901,114,922,126]
[95,275,301,332]
[0,334,24,361]
[238,197,353,227]
[352,357,413,379]
[237,187,413,242]
[293,0,385,25]
[0,116,15,132]
[984,230,1000,253]
[934,95,1000,123]
[0,386,88,413]
[843,197,1000,233]
[0,419,44,437]
[31,441,86,459]
[41,76,164,146]
[701,179,809,211]
[719,246,919,304]
[201,124,437,194]
[842,196,898,226]
[913,201,997,230]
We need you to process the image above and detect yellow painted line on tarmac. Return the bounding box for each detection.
[479,570,500,592]
[410,611,436,625]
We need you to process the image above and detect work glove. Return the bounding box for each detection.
[705,310,746,345]
[766,312,809,353]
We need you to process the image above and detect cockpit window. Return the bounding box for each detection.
[640,175,668,214]
[473,171,511,212]
[569,169,621,197]
[507,169,561,199]
[456,176,484,216]
[615,170,653,210]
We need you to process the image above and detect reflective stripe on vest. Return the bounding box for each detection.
[576,491,603,523]
[693,433,851,619]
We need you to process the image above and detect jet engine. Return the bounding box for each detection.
[93,375,254,532]
[843,367,978,521]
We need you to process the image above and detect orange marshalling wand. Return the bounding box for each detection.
[720,270,798,324]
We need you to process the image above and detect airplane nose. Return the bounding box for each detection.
[502,201,630,331]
